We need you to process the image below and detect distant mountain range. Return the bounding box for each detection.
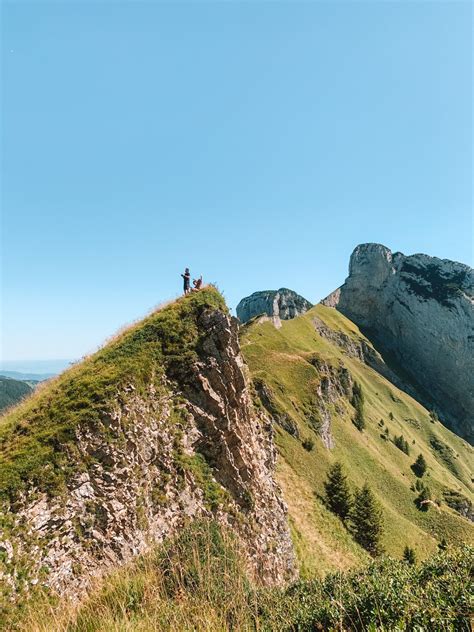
[0,359,73,382]
[0,370,55,382]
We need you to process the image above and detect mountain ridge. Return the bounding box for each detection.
[1,249,473,627]
[0,288,294,607]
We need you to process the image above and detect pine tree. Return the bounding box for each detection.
[412,453,427,478]
[323,462,353,521]
[351,484,384,556]
[351,382,365,431]
[403,545,416,565]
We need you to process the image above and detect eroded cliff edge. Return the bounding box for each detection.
[322,243,474,443]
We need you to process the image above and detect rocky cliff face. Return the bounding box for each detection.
[0,295,295,604]
[236,288,313,325]
[322,244,474,443]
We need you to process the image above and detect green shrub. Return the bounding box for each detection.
[302,437,314,452]
[264,546,473,631]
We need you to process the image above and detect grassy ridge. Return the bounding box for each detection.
[0,288,226,503]
[8,521,472,632]
[241,304,474,571]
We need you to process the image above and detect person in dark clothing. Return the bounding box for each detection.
[181,268,191,294]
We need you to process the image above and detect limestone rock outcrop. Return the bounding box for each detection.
[322,243,474,443]
[0,308,295,602]
[236,289,313,325]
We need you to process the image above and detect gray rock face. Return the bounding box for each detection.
[322,243,474,443]
[236,289,313,325]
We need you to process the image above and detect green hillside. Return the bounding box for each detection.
[1,289,472,631]
[0,288,226,504]
[241,304,473,575]
[0,376,33,414]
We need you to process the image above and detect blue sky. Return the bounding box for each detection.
[1,0,472,363]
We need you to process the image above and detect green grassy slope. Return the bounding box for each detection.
[0,288,226,505]
[241,304,473,575]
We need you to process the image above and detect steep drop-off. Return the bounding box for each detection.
[322,243,474,443]
[0,289,295,607]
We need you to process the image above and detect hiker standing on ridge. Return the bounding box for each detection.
[181,268,191,295]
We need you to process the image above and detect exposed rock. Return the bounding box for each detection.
[237,289,313,325]
[443,489,474,522]
[308,356,354,448]
[312,315,423,403]
[0,310,295,602]
[322,244,474,443]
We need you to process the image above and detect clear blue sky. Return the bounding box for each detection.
[1,1,472,363]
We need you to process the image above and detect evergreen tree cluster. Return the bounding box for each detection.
[323,462,383,556]
[351,382,366,431]
[394,434,410,455]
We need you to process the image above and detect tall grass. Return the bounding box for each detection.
[7,520,473,632]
